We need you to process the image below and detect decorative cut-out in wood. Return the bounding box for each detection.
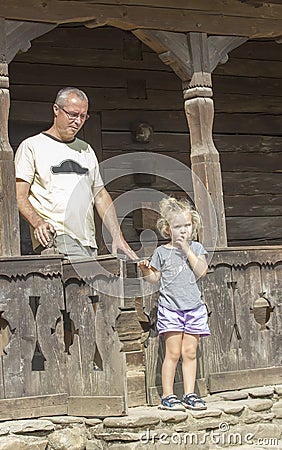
[29,296,40,319]
[89,295,103,371]
[32,341,46,371]
[250,292,275,331]
[0,312,16,356]
[61,309,79,354]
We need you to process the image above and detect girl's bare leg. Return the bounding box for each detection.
[162,331,183,397]
[181,333,199,394]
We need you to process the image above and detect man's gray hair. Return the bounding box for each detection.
[55,87,88,107]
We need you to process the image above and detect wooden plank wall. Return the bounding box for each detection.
[8,25,282,253]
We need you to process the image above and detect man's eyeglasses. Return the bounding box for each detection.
[57,105,90,121]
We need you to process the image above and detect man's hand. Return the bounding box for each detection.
[34,220,55,248]
[112,235,138,260]
[16,179,56,248]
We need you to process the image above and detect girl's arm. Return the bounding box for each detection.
[137,259,161,284]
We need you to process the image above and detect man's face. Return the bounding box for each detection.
[53,94,89,141]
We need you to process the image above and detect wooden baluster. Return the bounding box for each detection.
[184,32,227,248]
[0,18,20,255]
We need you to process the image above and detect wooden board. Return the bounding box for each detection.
[208,366,282,393]
[68,396,126,417]
[201,265,238,376]
[0,394,68,421]
[1,2,282,38]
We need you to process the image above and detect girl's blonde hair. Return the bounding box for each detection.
[157,197,202,241]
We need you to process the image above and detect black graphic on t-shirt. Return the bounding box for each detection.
[51,160,89,175]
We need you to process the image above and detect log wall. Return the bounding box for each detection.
[8,26,282,252]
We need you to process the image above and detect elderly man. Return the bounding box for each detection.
[15,86,136,260]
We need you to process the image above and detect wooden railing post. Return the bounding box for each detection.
[183,32,227,248]
[0,18,20,255]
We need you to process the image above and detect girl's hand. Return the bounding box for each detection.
[137,259,161,283]
[175,234,190,252]
[137,259,151,270]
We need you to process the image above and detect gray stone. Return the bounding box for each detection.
[103,414,160,428]
[106,444,145,450]
[86,441,104,450]
[0,419,54,434]
[248,386,274,398]
[219,391,249,401]
[272,400,282,410]
[48,427,87,450]
[252,423,282,440]
[94,431,142,441]
[242,409,275,424]
[189,408,222,419]
[85,419,102,426]
[203,394,225,403]
[176,417,223,432]
[238,398,273,412]
[0,436,48,450]
[212,401,245,414]
[41,416,85,424]
[273,384,282,396]
[0,426,9,437]
[156,410,188,424]
[273,408,282,419]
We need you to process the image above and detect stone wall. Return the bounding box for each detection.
[0,385,281,450]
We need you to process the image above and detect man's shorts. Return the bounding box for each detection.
[157,303,210,337]
[35,234,97,260]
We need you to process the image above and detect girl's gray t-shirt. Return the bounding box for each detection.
[150,242,208,311]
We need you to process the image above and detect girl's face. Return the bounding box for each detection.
[167,212,193,246]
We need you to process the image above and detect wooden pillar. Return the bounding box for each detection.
[183,32,227,248]
[0,18,20,255]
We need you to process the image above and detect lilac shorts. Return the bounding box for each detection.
[157,303,210,337]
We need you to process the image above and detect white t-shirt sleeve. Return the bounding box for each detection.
[14,139,35,184]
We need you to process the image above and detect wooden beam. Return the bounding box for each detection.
[183,33,227,247]
[6,20,57,63]
[0,19,20,256]
[208,36,248,72]
[134,30,247,80]
[0,1,281,38]
[133,29,191,80]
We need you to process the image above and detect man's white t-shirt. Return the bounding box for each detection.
[15,132,104,250]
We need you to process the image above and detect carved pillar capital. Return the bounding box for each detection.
[0,62,9,89]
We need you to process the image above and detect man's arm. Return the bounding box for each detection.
[16,179,54,248]
[94,186,137,260]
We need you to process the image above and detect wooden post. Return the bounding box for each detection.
[0,18,20,255]
[183,32,227,248]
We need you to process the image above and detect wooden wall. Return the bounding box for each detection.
[8,25,282,253]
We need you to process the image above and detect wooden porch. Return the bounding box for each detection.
[0,0,281,418]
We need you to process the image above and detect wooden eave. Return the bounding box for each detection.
[0,1,282,39]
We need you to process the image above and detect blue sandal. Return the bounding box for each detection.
[182,393,207,410]
[159,394,186,411]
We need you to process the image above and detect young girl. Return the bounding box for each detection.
[138,197,210,411]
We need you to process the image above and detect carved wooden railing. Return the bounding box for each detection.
[0,255,128,419]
